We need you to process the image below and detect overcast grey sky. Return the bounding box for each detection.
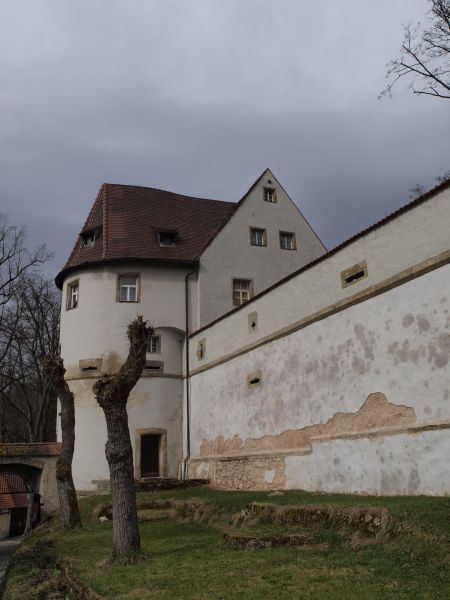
[1,0,449,276]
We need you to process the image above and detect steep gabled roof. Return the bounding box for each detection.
[56,184,236,288]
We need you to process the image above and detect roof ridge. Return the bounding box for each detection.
[102,183,108,259]
[103,182,235,206]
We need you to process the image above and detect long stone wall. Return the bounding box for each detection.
[187,262,450,495]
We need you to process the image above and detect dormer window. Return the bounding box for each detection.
[159,231,177,247]
[263,187,277,203]
[81,228,100,248]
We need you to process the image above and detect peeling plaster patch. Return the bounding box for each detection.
[212,456,286,490]
[200,393,416,457]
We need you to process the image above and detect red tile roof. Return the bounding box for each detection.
[56,184,236,288]
[0,443,61,457]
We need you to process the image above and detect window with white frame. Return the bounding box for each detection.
[147,335,161,353]
[232,279,252,306]
[66,280,79,310]
[263,187,277,203]
[250,227,267,247]
[279,231,296,250]
[118,274,139,302]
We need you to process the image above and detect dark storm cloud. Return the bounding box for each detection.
[0,0,449,275]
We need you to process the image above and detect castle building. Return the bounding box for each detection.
[56,169,326,491]
[57,171,450,495]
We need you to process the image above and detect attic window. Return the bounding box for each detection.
[263,187,277,203]
[81,228,100,248]
[159,232,177,247]
[341,261,368,288]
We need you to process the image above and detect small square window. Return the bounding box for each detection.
[118,274,139,302]
[233,279,253,306]
[147,335,161,354]
[197,339,206,360]
[250,228,267,247]
[341,261,368,288]
[263,187,277,203]
[81,228,100,248]
[66,280,79,310]
[279,231,296,250]
[159,232,177,247]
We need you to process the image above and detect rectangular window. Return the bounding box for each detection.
[66,280,79,310]
[263,187,277,203]
[279,231,296,250]
[147,335,161,353]
[341,261,368,288]
[250,228,267,247]
[118,274,139,302]
[233,279,252,306]
[159,231,177,247]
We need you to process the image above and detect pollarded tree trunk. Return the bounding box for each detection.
[93,315,152,560]
[43,355,81,528]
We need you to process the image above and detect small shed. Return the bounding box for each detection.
[0,443,61,539]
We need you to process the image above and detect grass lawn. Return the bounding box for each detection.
[4,487,450,599]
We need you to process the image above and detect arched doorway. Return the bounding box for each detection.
[0,469,41,538]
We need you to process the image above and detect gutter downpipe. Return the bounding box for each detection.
[183,268,197,480]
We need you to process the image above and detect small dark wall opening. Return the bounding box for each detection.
[140,434,161,478]
[10,507,28,537]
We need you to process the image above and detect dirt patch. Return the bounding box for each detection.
[241,502,391,538]
[94,498,214,523]
[223,530,328,550]
[3,540,102,600]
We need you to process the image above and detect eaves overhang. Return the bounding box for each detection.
[55,256,199,289]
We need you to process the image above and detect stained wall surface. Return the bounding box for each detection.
[189,185,450,373]
[187,185,450,495]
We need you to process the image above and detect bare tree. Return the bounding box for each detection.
[0,216,54,442]
[93,316,152,560]
[381,0,450,100]
[43,355,81,529]
[4,273,60,442]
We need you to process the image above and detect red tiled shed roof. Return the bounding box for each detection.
[0,443,61,458]
[56,184,236,288]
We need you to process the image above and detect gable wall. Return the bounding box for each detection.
[197,171,326,327]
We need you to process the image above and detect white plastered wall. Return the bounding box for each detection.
[59,263,190,490]
[188,264,450,494]
[189,186,450,373]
